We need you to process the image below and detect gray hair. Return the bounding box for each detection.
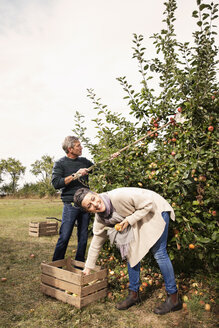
[74,188,93,208]
[62,136,79,154]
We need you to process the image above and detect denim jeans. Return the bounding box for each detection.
[52,203,90,262]
[128,211,177,295]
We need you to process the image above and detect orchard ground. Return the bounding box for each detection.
[0,198,218,328]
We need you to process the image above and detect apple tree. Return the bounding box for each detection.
[73,0,218,270]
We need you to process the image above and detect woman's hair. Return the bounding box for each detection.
[62,136,79,154]
[74,188,93,208]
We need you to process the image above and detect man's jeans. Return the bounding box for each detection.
[52,203,90,262]
[128,211,177,295]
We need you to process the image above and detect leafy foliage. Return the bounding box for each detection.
[73,0,219,270]
[0,157,26,193]
[30,155,56,197]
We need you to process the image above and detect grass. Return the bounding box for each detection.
[0,198,218,328]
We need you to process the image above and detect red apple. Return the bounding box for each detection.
[171,151,176,156]
[177,107,182,112]
[208,126,214,132]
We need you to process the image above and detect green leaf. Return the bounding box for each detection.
[196,236,211,243]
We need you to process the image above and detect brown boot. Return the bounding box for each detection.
[116,290,140,310]
[154,292,182,315]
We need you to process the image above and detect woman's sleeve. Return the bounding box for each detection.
[85,219,108,269]
[125,192,154,226]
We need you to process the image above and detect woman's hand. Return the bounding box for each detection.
[119,218,129,231]
[83,267,91,275]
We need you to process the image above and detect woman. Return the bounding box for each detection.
[73,187,182,314]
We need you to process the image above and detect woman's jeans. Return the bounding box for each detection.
[52,203,90,262]
[128,211,177,295]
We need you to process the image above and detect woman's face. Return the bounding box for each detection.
[81,192,106,213]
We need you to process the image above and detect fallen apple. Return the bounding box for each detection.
[1,277,7,282]
[205,304,211,311]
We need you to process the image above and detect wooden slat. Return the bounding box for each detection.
[41,263,82,285]
[81,279,108,297]
[81,268,107,285]
[39,223,58,228]
[70,259,85,269]
[41,274,81,295]
[41,283,80,308]
[29,222,40,227]
[46,259,67,267]
[29,231,39,237]
[29,227,39,232]
[80,288,107,307]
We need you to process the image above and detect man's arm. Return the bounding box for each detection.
[52,162,88,189]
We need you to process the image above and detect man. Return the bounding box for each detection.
[74,187,182,315]
[51,136,93,263]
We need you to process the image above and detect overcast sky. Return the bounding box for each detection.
[0,0,218,185]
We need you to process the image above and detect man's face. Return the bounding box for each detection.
[81,192,106,213]
[68,141,82,158]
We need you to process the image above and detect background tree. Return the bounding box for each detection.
[30,155,56,197]
[30,155,54,184]
[72,0,218,271]
[0,158,26,193]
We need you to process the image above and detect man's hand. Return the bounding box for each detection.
[83,267,91,275]
[64,168,89,185]
[119,218,129,231]
[110,152,120,161]
[76,168,89,177]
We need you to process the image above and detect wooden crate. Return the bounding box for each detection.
[41,257,108,308]
[29,221,58,237]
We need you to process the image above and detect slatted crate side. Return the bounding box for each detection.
[40,281,108,309]
[40,283,81,308]
[29,222,39,236]
[41,273,82,295]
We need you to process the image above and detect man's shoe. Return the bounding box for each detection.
[154,293,182,315]
[116,290,140,310]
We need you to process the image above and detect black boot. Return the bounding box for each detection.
[154,292,182,315]
[116,290,140,310]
